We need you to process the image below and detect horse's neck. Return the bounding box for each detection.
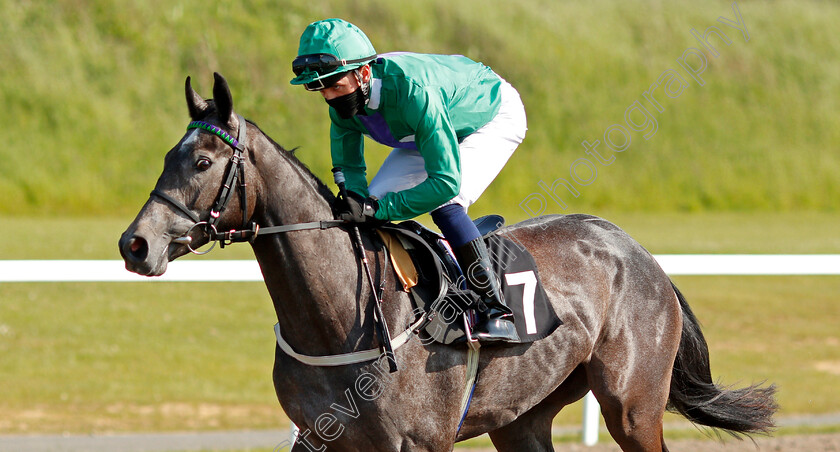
[248,134,365,355]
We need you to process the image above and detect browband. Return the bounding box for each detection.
[187,121,239,148]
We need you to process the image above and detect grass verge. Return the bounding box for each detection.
[1,276,837,433]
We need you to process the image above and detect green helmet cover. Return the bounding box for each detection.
[290,19,377,86]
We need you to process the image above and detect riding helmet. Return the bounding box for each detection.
[290,19,377,87]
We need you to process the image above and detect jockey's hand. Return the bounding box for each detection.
[339,192,383,225]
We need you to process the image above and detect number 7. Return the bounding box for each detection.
[504,271,537,334]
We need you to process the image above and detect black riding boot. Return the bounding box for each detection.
[455,238,520,343]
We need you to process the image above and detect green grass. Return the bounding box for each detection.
[0,282,283,433]
[1,1,839,216]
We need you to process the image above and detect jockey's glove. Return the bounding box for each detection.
[339,192,382,225]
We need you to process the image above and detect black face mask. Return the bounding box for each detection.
[326,86,368,119]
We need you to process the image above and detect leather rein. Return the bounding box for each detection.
[149,115,430,375]
[149,115,343,254]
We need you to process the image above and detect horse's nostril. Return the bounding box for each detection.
[127,237,148,261]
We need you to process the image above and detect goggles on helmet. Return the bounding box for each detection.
[293,53,375,91]
[292,53,375,76]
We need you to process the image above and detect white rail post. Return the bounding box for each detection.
[582,391,600,446]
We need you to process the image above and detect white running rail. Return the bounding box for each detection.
[1,255,839,282]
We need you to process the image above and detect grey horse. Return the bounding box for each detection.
[119,73,776,452]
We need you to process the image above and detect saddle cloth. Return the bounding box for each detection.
[377,216,562,345]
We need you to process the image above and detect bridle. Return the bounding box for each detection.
[149,113,404,372]
[149,114,343,254]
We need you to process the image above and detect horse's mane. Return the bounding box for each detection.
[195,102,337,205]
[245,118,337,204]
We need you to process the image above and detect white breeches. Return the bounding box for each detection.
[368,79,527,211]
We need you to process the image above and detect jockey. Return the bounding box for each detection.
[290,19,526,343]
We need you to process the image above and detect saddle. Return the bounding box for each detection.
[377,215,562,345]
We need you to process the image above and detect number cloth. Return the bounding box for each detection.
[485,234,560,341]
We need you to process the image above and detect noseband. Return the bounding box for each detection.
[150,115,342,254]
[149,114,406,372]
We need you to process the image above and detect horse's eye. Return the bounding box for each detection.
[196,158,212,171]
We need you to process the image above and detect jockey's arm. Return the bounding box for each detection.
[373,87,461,221]
[330,121,369,197]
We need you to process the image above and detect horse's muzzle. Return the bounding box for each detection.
[119,233,156,275]
[121,235,149,262]
[118,229,173,276]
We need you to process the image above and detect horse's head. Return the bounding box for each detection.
[119,73,256,276]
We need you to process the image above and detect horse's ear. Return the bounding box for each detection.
[212,72,236,128]
[185,76,209,120]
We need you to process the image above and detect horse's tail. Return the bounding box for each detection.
[667,281,778,436]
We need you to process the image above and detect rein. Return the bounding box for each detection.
[150,115,343,254]
[149,115,411,374]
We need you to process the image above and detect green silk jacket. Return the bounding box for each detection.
[329,52,502,220]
